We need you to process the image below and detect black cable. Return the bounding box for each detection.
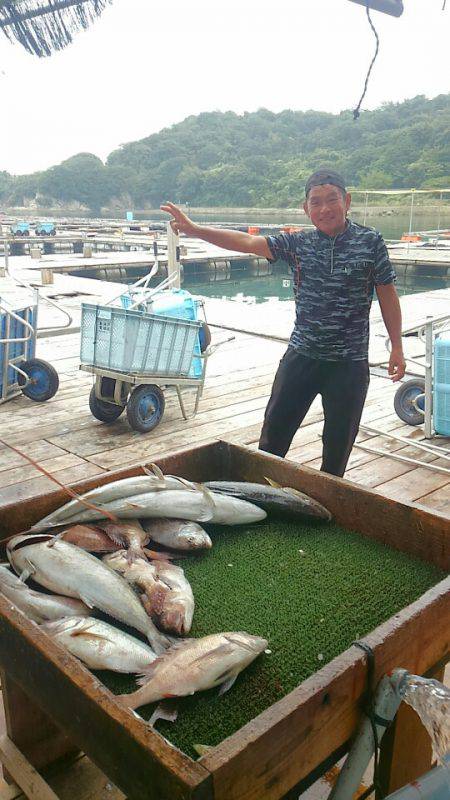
[353,4,380,120]
[352,640,383,798]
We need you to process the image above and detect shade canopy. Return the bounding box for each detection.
[0,0,112,57]
[347,0,404,16]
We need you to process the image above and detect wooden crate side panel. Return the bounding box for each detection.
[1,672,79,770]
[227,444,450,570]
[0,598,213,800]
[0,441,226,538]
[201,578,450,800]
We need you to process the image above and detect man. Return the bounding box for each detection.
[161,168,406,476]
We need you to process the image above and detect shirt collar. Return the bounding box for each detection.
[314,219,353,243]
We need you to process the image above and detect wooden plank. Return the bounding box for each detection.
[0,454,84,490]
[0,754,126,800]
[374,466,449,502]
[0,443,70,473]
[0,601,213,800]
[0,463,106,508]
[1,673,78,772]
[415,483,450,513]
[0,736,60,800]
[377,665,445,796]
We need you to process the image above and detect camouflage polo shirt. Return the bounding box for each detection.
[266,220,396,361]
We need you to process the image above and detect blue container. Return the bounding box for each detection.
[434,335,450,435]
[121,289,202,377]
[80,303,201,379]
[126,211,134,222]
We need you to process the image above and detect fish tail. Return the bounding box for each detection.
[126,546,147,565]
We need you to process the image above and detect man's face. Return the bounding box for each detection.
[303,184,351,237]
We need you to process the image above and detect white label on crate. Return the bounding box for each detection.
[282,279,291,288]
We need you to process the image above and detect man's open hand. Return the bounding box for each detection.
[160,202,197,236]
[388,347,406,382]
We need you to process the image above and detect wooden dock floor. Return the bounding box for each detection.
[0,327,448,516]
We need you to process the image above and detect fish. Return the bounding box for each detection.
[46,489,216,526]
[61,525,122,552]
[151,560,195,635]
[55,488,267,527]
[104,552,195,635]
[142,519,212,551]
[41,617,157,673]
[204,480,332,522]
[96,520,150,563]
[0,564,90,623]
[117,631,268,710]
[30,466,196,531]
[7,534,170,654]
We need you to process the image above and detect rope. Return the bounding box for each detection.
[352,640,383,798]
[353,3,380,120]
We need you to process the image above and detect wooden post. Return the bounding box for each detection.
[166,222,181,289]
[377,665,445,797]
[41,268,54,285]
[0,671,79,774]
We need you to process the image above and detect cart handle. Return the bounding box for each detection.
[0,302,35,344]
[4,256,73,333]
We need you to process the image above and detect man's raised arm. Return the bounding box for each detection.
[160,201,272,260]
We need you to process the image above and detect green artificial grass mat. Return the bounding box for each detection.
[96,520,445,759]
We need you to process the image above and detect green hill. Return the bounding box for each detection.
[1,94,449,212]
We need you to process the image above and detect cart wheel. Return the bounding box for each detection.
[199,322,211,353]
[18,358,59,402]
[393,379,425,426]
[126,385,165,433]
[89,386,125,423]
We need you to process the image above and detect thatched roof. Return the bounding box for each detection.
[0,0,112,57]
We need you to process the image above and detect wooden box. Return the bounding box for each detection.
[0,441,448,800]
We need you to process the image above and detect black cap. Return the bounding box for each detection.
[305,169,346,197]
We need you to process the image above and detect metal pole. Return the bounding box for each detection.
[424,316,433,439]
[363,192,369,226]
[328,671,408,800]
[166,221,181,289]
[437,191,443,232]
[0,238,9,277]
[408,189,415,235]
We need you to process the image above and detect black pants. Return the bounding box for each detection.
[259,348,370,477]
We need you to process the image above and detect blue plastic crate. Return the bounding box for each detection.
[80,304,202,379]
[434,334,450,436]
[121,289,202,377]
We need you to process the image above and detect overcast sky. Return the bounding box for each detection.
[0,0,448,175]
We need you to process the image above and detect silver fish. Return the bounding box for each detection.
[142,519,212,551]
[104,552,194,635]
[50,489,267,527]
[31,466,195,531]
[117,631,268,710]
[50,489,216,526]
[41,617,156,673]
[7,535,170,654]
[0,564,90,623]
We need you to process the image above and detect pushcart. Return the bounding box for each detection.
[0,250,72,404]
[79,271,221,433]
[390,313,450,438]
